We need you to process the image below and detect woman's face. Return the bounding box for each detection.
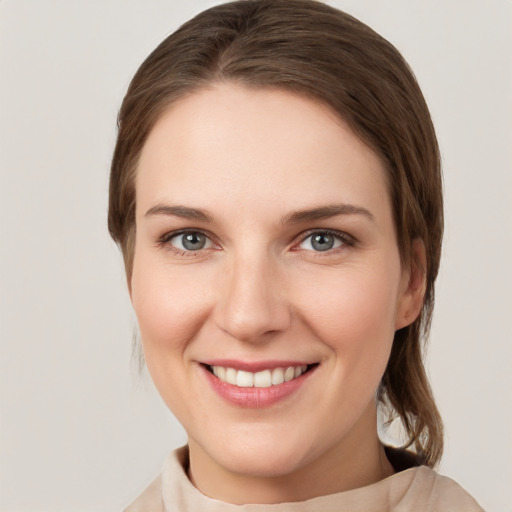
[131,83,416,481]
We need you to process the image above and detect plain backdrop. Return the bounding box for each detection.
[1,1,511,510]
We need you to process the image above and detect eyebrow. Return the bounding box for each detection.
[144,205,213,222]
[144,203,373,224]
[280,204,374,224]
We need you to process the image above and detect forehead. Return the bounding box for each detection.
[136,83,390,221]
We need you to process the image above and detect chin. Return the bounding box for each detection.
[199,427,321,478]
[223,447,308,478]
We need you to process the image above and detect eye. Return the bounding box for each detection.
[298,231,349,252]
[167,231,214,252]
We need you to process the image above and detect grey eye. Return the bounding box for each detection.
[171,232,212,251]
[299,232,344,252]
[311,233,334,251]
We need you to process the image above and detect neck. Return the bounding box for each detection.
[187,404,394,504]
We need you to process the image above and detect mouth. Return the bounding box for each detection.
[203,363,318,388]
[200,361,319,408]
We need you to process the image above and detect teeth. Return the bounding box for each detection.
[295,366,307,378]
[271,368,284,385]
[225,367,237,385]
[236,370,253,387]
[284,367,295,382]
[254,369,272,387]
[210,365,309,387]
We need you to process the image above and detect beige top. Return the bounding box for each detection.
[124,446,484,512]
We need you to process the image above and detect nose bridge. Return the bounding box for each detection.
[215,247,290,342]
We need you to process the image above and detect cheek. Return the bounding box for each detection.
[130,256,213,360]
[294,264,400,365]
[130,258,218,420]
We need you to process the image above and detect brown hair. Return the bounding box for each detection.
[108,0,443,465]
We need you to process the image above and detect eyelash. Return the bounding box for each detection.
[157,228,356,257]
[158,229,218,257]
[294,229,356,254]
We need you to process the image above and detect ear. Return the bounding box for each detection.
[395,238,427,330]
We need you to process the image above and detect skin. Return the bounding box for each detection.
[130,83,426,504]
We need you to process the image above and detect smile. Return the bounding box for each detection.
[201,361,318,408]
[209,365,309,388]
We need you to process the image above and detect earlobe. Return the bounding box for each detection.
[395,238,427,330]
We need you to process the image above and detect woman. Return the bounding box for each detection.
[108,0,483,509]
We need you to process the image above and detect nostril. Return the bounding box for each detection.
[213,267,292,342]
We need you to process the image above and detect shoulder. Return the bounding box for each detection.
[123,474,164,512]
[399,466,485,511]
[384,446,484,511]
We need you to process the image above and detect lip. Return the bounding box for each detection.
[199,361,318,408]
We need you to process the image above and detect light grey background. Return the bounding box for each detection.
[1,1,510,510]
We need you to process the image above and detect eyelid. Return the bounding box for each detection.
[156,227,355,255]
[292,228,356,251]
[158,228,220,255]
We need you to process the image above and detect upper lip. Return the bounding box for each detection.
[201,359,317,372]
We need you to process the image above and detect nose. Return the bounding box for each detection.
[214,253,291,343]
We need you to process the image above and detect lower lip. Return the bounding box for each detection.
[201,365,315,408]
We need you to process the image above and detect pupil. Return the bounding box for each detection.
[183,233,205,250]
[312,233,334,251]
